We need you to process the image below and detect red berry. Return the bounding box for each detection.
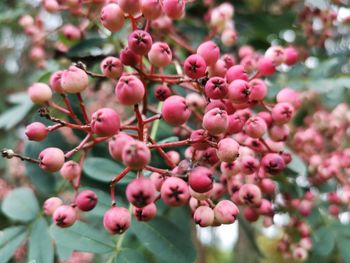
[162,95,191,126]
[188,166,213,193]
[183,54,207,79]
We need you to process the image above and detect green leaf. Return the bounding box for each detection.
[0,226,27,263]
[83,157,134,183]
[116,249,150,263]
[50,221,115,254]
[285,147,307,177]
[313,226,336,256]
[337,238,350,263]
[67,38,104,58]
[28,218,54,263]
[1,187,39,222]
[131,217,196,263]
[56,243,74,261]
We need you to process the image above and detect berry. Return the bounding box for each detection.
[193,206,214,227]
[204,77,228,99]
[100,3,125,32]
[202,108,228,135]
[25,122,48,141]
[183,54,207,79]
[190,129,208,150]
[162,0,185,19]
[115,76,145,105]
[150,172,165,192]
[119,47,139,67]
[197,41,220,66]
[122,140,151,170]
[261,153,286,175]
[276,88,301,109]
[60,160,81,181]
[160,177,190,206]
[239,184,262,207]
[284,46,298,65]
[103,206,131,234]
[133,202,157,221]
[100,57,123,79]
[126,177,156,208]
[271,102,295,124]
[128,30,153,55]
[244,116,267,138]
[108,133,134,161]
[39,147,65,172]
[49,70,64,93]
[257,57,275,76]
[61,66,89,93]
[214,200,239,224]
[225,65,248,83]
[91,108,120,136]
[140,0,162,20]
[162,95,191,126]
[248,79,267,101]
[265,46,285,66]
[76,190,98,211]
[148,42,172,67]
[118,0,141,15]
[53,205,77,228]
[43,197,63,216]
[188,166,213,193]
[28,83,52,104]
[227,79,250,104]
[216,138,240,163]
[240,155,259,175]
[154,85,171,101]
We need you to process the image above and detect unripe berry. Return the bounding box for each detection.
[76,190,98,211]
[39,147,65,172]
[128,30,153,55]
[61,24,81,41]
[119,47,139,67]
[118,0,140,15]
[214,200,239,224]
[204,77,228,99]
[257,57,276,76]
[162,0,185,19]
[202,108,228,135]
[50,70,64,93]
[284,46,298,65]
[292,247,307,261]
[150,172,165,191]
[91,108,120,137]
[44,0,60,13]
[225,65,248,83]
[269,124,289,141]
[28,83,52,104]
[208,59,227,78]
[271,102,294,124]
[261,153,286,175]
[244,116,267,138]
[265,46,285,66]
[221,29,237,47]
[43,197,63,216]
[60,160,81,181]
[126,177,156,208]
[122,140,151,170]
[103,207,131,234]
[276,88,301,109]
[216,138,240,163]
[227,79,250,104]
[148,42,172,67]
[115,76,145,105]
[53,205,77,228]
[133,202,157,221]
[197,41,220,66]
[108,133,134,161]
[160,177,190,206]
[140,0,162,20]
[239,184,262,207]
[25,122,48,141]
[61,66,89,93]
[100,57,123,79]
[193,206,214,227]
[162,95,191,126]
[100,3,125,32]
[183,54,207,79]
[188,166,213,193]
[249,79,267,101]
[154,85,171,101]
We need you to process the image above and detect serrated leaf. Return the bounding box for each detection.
[50,221,115,254]
[28,218,54,263]
[0,226,27,263]
[116,249,150,263]
[1,187,39,222]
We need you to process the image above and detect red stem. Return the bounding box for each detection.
[77,93,90,123]
[110,167,131,205]
[65,133,92,158]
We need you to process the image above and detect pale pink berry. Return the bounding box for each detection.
[162,0,185,19]
[25,122,48,141]
[100,57,123,79]
[265,46,285,66]
[249,79,267,101]
[239,46,254,59]
[202,108,228,135]
[269,124,289,141]
[221,161,240,177]
[126,177,156,208]
[208,59,227,78]
[193,206,214,227]
[205,77,228,99]
[60,160,81,181]
[244,116,267,138]
[103,206,131,234]
[162,95,191,126]
[53,205,77,228]
[271,102,294,124]
[276,88,301,109]
[225,65,248,83]
[39,147,65,172]
[108,133,134,161]
[197,41,220,66]
[154,85,171,101]
[188,166,213,193]
[221,29,237,47]
[261,153,285,175]
[122,140,151,170]
[76,190,98,211]
[227,79,250,104]
[160,177,190,206]
[61,24,81,41]
[100,3,125,32]
[61,66,89,93]
[183,54,207,79]
[119,47,139,66]
[239,184,262,207]
[91,108,120,136]
[166,150,180,165]
[128,30,153,55]
[186,93,206,110]
[240,155,259,175]
[260,178,276,194]
[221,54,236,69]
[292,247,307,261]
[28,83,52,104]
[115,76,145,105]
[150,172,165,191]
[284,46,298,65]
[133,202,157,221]
[43,197,63,216]
[216,138,240,163]
[257,57,276,76]
[214,200,239,224]
[44,0,60,13]
[118,0,140,15]
[148,42,172,67]
[140,0,162,20]
[201,147,219,165]
[50,70,64,93]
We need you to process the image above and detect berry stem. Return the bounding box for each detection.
[65,133,92,158]
[61,94,83,124]
[77,93,90,123]
[1,148,41,164]
[110,167,131,205]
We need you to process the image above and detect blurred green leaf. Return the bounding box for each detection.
[67,38,104,58]
[337,237,350,263]
[313,226,336,256]
[116,249,150,263]
[0,226,27,263]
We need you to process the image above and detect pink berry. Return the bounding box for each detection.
[50,70,64,93]
[76,190,98,211]
[44,0,60,13]
[150,172,165,191]
[225,65,248,83]
[208,59,227,78]
[162,95,191,126]
[221,54,236,68]
[204,77,228,99]
[249,79,267,101]
[61,66,89,93]
[269,124,289,141]
[43,197,63,216]
[162,0,185,19]
[239,45,254,59]
[61,24,81,41]
[103,206,131,234]
[256,111,273,127]
[221,161,240,177]
[53,205,77,228]
[214,200,239,224]
[190,129,208,150]
[257,57,276,76]
[197,41,220,66]
[188,166,213,193]
[265,46,285,66]
[257,199,273,216]
[239,184,262,207]
[284,46,298,65]
[202,108,228,135]
[128,30,153,55]
[91,108,120,136]
[126,177,156,208]
[292,247,307,261]
[154,85,171,101]
[260,178,276,194]
[140,0,162,20]
[276,88,301,109]
[193,206,214,227]
[25,122,48,141]
[118,0,140,15]
[122,140,151,170]
[133,202,157,221]
[221,29,237,47]
[261,153,285,175]
[244,207,259,222]
[28,83,52,104]
[227,79,251,104]
[39,147,65,172]
[100,57,123,79]
[119,47,140,67]
[115,76,145,105]
[271,102,294,124]
[100,3,125,32]
[60,160,81,181]
[148,42,172,67]
[216,138,240,163]
[244,116,267,138]
[205,100,227,113]
[160,177,190,206]
[183,54,207,79]
[108,133,134,161]
[240,155,259,175]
